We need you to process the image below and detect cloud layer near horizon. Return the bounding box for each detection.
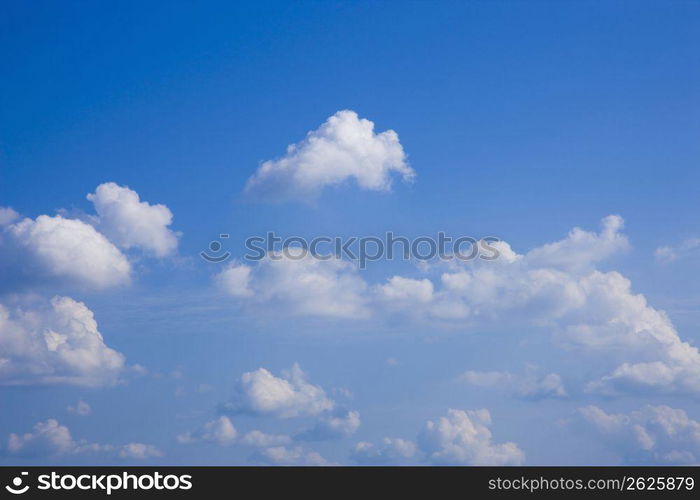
[216,215,700,398]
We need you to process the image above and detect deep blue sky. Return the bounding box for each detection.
[1,1,699,465]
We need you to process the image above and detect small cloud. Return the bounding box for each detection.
[460,369,568,400]
[177,416,238,446]
[655,237,700,263]
[221,364,334,419]
[67,400,92,416]
[244,110,414,202]
[118,443,163,460]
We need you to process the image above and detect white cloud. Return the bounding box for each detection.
[0,295,126,387]
[418,409,525,465]
[426,217,700,396]
[177,418,295,448]
[177,416,238,446]
[575,405,700,464]
[7,419,76,457]
[117,443,163,460]
[525,215,629,271]
[252,446,327,465]
[352,437,417,464]
[6,419,161,460]
[0,207,19,226]
[67,400,92,416]
[216,253,369,318]
[215,263,253,298]
[377,276,434,309]
[461,370,568,400]
[2,214,131,289]
[240,430,292,447]
[656,237,700,263]
[298,410,361,441]
[223,363,334,419]
[87,182,179,257]
[0,184,178,291]
[215,216,700,396]
[245,110,414,201]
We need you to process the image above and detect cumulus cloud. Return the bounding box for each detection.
[177,416,238,446]
[352,438,417,464]
[87,182,179,257]
[575,405,700,464]
[245,110,414,201]
[0,295,126,387]
[2,214,131,290]
[0,183,178,293]
[7,419,76,457]
[461,370,568,400]
[377,276,434,307]
[177,417,295,448]
[6,419,161,460]
[426,217,700,396]
[252,445,327,465]
[67,400,92,416]
[222,364,334,419]
[216,253,369,318]
[525,215,628,271]
[418,409,525,465]
[215,216,700,396]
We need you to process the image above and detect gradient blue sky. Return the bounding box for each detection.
[1,1,699,465]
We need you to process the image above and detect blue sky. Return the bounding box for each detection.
[1,1,699,465]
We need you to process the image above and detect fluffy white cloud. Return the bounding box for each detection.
[87,182,179,257]
[525,215,629,271]
[177,416,238,446]
[2,215,131,289]
[0,295,126,387]
[252,445,327,465]
[223,364,334,419]
[352,437,417,464]
[418,409,525,465]
[216,216,700,396]
[67,400,92,416]
[217,253,369,318]
[0,184,178,292]
[461,370,567,400]
[377,276,434,308]
[428,217,700,396]
[7,419,76,457]
[245,110,414,201]
[6,419,161,460]
[575,405,700,464]
[215,263,253,298]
